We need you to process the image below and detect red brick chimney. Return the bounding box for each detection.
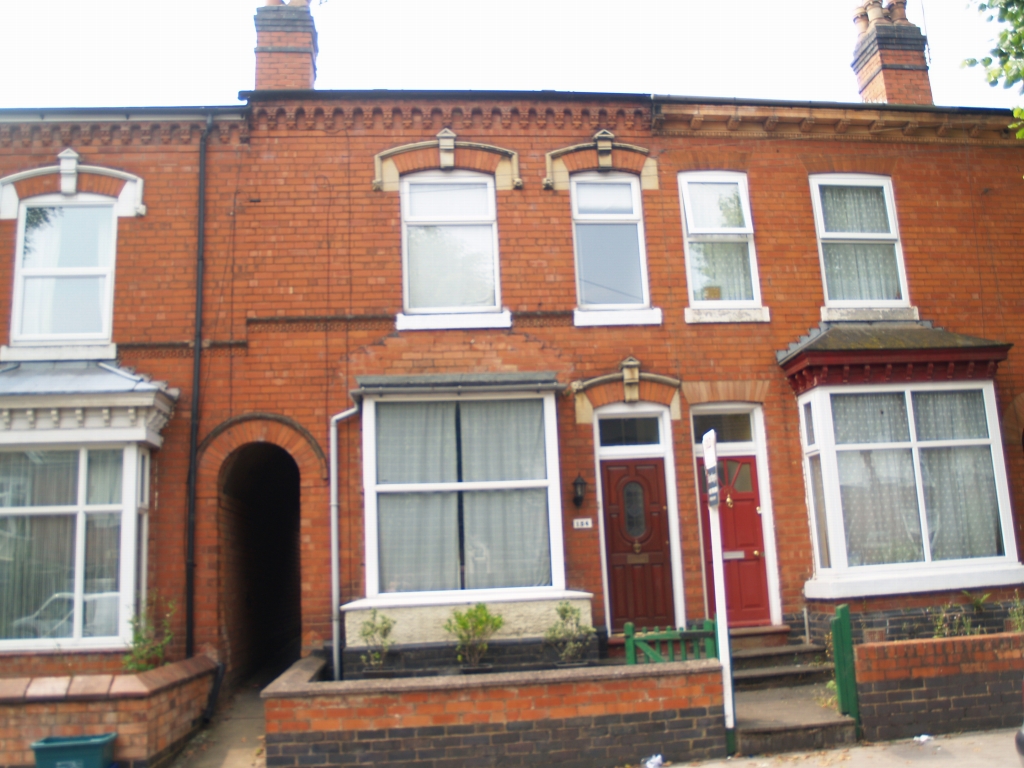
[851,0,932,105]
[254,0,318,91]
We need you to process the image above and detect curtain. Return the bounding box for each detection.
[576,223,643,305]
[688,182,745,229]
[460,400,545,482]
[913,391,989,440]
[920,446,1002,560]
[378,493,459,592]
[822,243,900,302]
[87,450,123,505]
[689,242,753,301]
[831,393,909,444]
[0,515,76,639]
[22,207,112,269]
[819,186,889,233]
[407,225,495,310]
[84,513,121,636]
[463,490,550,588]
[808,455,831,568]
[0,451,77,508]
[376,402,456,484]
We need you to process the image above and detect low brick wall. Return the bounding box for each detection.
[263,656,725,767]
[0,656,218,768]
[855,632,1024,741]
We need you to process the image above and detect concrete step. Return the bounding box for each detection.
[731,642,827,670]
[732,662,835,690]
[734,683,857,757]
[729,624,792,650]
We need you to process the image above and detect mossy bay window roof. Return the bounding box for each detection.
[777,322,1011,395]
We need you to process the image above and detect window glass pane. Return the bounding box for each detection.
[378,493,459,592]
[460,400,546,481]
[689,242,753,301]
[804,403,816,446]
[84,513,120,636]
[837,448,923,565]
[920,446,1003,560]
[0,515,76,639]
[693,413,752,443]
[576,182,633,214]
[688,182,746,229]
[732,462,753,492]
[831,393,909,444]
[376,402,457,484]
[408,183,489,218]
[0,451,78,507]
[22,206,112,269]
[624,482,646,537]
[463,489,551,589]
[819,186,890,233]
[407,225,495,309]
[87,450,123,505]
[808,455,831,568]
[576,223,643,305]
[599,418,660,447]
[22,276,105,335]
[822,243,900,302]
[913,391,989,441]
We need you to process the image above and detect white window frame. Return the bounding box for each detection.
[397,170,510,330]
[799,381,1023,599]
[0,443,142,651]
[11,194,117,347]
[678,171,768,323]
[591,402,684,636]
[809,174,910,312]
[359,392,567,606]
[570,172,660,326]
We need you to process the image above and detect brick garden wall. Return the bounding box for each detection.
[854,632,1024,741]
[0,656,217,768]
[262,657,725,767]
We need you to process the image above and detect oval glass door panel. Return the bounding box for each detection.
[624,481,646,537]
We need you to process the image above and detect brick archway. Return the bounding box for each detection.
[197,412,327,486]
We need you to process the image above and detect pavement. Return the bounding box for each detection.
[166,674,268,768]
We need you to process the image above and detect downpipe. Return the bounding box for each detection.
[329,405,359,680]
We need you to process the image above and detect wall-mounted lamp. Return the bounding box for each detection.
[572,474,587,507]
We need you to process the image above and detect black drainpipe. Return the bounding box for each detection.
[185,114,214,658]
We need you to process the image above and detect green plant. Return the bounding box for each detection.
[962,590,992,614]
[815,679,839,711]
[932,602,983,639]
[122,594,175,672]
[443,603,504,667]
[543,601,596,664]
[1008,590,1024,633]
[358,609,396,669]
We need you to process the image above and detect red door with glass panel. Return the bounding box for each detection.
[601,458,674,632]
[698,455,771,627]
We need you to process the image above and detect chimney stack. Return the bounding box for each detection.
[851,0,932,105]
[254,0,318,91]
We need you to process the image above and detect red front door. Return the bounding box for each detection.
[601,458,674,632]
[698,455,771,627]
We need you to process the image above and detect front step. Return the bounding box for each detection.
[733,662,835,689]
[731,642,827,670]
[734,683,856,756]
[729,624,791,650]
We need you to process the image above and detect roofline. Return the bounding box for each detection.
[240,88,652,103]
[0,106,248,123]
[652,94,1013,116]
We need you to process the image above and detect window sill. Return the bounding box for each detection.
[573,308,662,327]
[819,306,919,323]
[803,560,1024,599]
[342,588,593,611]
[1,344,117,362]
[0,637,129,653]
[396,311,512,331]
[685,307,770,324]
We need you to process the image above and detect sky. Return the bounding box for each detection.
[3,0,1022,110]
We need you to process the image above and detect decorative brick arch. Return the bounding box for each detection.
[372,129,522,191]
[543,130,657,191]
[197,412,328,489]
[568,357,681,424]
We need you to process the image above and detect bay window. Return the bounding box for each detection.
[363,393,565,597]
[0,445,146,649]
[800,382,1020,598]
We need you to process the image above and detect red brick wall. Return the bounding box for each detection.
[1,99,1023,679]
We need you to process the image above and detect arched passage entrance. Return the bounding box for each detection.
[219,443,301,682]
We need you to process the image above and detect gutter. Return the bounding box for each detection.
[185,114,214,658]
[329,405,360,680]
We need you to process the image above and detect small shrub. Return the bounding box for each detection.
[123,594,175,673]
[358,609,396,669]
[543,601,596,664]
[932,602,983,638]
[815,679,839,711]
[1009,590,1024,633]
[443,603,504,667]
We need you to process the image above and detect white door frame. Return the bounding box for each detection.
[690,403,782,626]
[592,402,685,636]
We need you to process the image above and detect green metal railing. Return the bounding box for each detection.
[624,620,718,664]
[831,604,861,731]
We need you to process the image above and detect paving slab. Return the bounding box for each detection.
[735,683,851,730]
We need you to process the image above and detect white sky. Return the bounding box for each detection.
[3,0,1021,110]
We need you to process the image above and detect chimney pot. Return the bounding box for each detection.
[852,0,932,104]
[887,0,911,25]
[264,0,283,5]
[865,0,888,25]
[853,6,869,35]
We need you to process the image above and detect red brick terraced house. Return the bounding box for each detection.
[1,0,1024,686]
